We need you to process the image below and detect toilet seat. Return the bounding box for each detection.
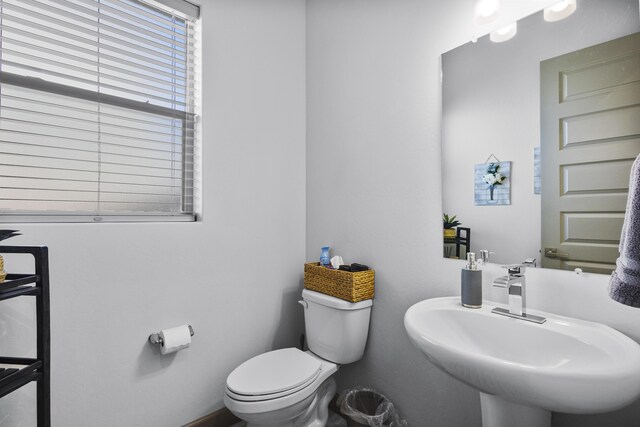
[224,350,339,416]
[226,348,322,402]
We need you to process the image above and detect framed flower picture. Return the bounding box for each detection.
[474,161,511,205]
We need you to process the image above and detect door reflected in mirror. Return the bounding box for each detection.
[441,0,640,273]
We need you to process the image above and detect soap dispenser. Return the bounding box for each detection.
[461,252,482,308]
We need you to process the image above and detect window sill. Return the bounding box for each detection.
[0,214,198,224]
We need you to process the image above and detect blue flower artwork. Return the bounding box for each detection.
[474,161,511,206]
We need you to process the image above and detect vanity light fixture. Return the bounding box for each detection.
[544,0,577,22]
[490,22,517,42]
[474,0,501,25]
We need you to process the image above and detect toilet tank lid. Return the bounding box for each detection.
[302,289,373,310]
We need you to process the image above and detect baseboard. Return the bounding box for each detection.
[183,407,241,427]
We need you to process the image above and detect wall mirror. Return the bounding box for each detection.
[441,0,640,273]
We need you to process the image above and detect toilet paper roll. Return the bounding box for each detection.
[159,325,191,355]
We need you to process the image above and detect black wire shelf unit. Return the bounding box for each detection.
[0,246,50,427]
[444,227,471,259]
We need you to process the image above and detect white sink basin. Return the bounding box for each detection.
[404,297,640,418]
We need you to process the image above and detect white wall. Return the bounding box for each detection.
[0,1,306,425]
[306,1,481,425]
[306,0,640,426]
[442,0,640,265]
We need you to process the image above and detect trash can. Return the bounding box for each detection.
[337,387,407,427]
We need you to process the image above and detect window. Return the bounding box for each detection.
[0,0,200,222]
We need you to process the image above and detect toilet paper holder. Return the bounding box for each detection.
[148,325,195,346]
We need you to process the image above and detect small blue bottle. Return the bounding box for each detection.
[320,246,331,266]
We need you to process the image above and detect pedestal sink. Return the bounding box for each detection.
[404,297,640,427]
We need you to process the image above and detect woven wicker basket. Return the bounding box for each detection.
[304,262,374,302]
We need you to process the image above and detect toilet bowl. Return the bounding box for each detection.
[224,290,373,427]
[224,349,338,427]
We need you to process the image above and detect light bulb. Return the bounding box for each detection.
[550,0,570,12]
[490,22,517,43]
[544,0,577,22]
[474,0,501,25]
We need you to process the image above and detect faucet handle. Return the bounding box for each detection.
[479,250,496,263]
[492,276,510,288]
[500,264,526,275]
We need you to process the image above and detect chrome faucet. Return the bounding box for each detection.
[492,264,546,324]
[493,264,527,315]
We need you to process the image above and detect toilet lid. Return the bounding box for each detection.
[226,348,322,397]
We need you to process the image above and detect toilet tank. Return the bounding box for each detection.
[301,289,373,364]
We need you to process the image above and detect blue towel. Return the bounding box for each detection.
[609,154,640,307]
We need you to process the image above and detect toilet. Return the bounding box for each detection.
[224,289,373,427]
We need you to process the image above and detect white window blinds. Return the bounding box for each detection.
[0,0,200,222]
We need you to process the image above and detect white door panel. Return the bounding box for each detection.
[541,32,640,273]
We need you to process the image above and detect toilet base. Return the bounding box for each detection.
[293,377,336,427]
[240,377,336,427]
